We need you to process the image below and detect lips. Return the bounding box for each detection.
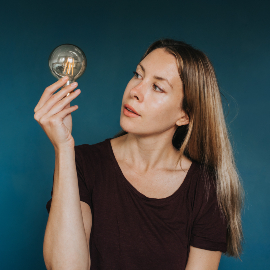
[124,104,140,116]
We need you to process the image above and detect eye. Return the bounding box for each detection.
[132,71,142,79]
[153,84,164,93]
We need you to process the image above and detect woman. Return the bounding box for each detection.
[35,39,244,270]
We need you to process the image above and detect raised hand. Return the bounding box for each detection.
[34,76,81,150]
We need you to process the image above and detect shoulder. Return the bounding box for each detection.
[186,161,218,207]
[190,161,216,187]
[74,138,113,187]
[189,163,227,252]
[190,162,227,221]
[75,138,112,159]
[74,138,113,174]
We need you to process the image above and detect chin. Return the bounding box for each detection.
[119,119,136,134]
[121,117,177,139]
[120,123,153,137]
[119,120,143,136]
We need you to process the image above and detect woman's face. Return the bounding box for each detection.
[120,48,188,136]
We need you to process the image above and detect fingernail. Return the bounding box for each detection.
[63,76,69,80]
[71,82,77,86]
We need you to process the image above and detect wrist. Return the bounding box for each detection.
[54,143,75,154]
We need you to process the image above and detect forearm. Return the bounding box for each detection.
[43,147,89,270]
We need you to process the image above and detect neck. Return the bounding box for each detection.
[117,130,183,173]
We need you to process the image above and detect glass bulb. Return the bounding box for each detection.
[48,44,87,88]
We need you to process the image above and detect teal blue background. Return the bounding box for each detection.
[1,0,269,269]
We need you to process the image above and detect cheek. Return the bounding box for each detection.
[150,96,166,109]
[147,94,174,114]
[148,96,181,123]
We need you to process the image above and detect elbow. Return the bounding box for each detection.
[43,247,52,270]
[43,250,90,270]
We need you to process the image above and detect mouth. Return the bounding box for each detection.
[123,104,140,116]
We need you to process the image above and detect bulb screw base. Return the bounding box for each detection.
[63,79,75,87]
[61,79,76,98]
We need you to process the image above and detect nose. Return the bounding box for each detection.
[130,81,144,102]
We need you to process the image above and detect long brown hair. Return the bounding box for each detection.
[114,39,244,258]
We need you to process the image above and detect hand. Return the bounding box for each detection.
[34,76,81,150]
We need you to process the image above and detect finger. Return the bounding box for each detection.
[51,104,79,122]
[34,83,78,120]
[51,82,78,103]
[44,89,81,119]
[34,76,69,113]
[63,103,71,109]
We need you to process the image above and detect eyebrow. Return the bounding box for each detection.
[138,63,173,89]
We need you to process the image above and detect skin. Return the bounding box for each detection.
[111,48,222,269]
[116,48,190,173]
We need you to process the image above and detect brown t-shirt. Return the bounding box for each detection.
[46,138,227,270]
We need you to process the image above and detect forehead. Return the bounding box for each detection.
[139,48,181,86]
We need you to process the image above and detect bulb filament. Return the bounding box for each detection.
[63,57,74,76]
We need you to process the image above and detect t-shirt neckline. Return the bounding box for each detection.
[105,138,195,202]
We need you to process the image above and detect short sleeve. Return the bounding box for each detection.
[190,169,227,252]
[46,145,92,213]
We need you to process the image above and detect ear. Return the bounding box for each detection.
[176,112,189,126]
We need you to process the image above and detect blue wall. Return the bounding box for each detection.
[1,0,269,269]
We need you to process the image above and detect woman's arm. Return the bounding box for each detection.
[185,246,222,270]
[43,147,91,270]
[33,77,91,269]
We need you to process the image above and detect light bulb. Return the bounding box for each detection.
[48,44,87,95]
